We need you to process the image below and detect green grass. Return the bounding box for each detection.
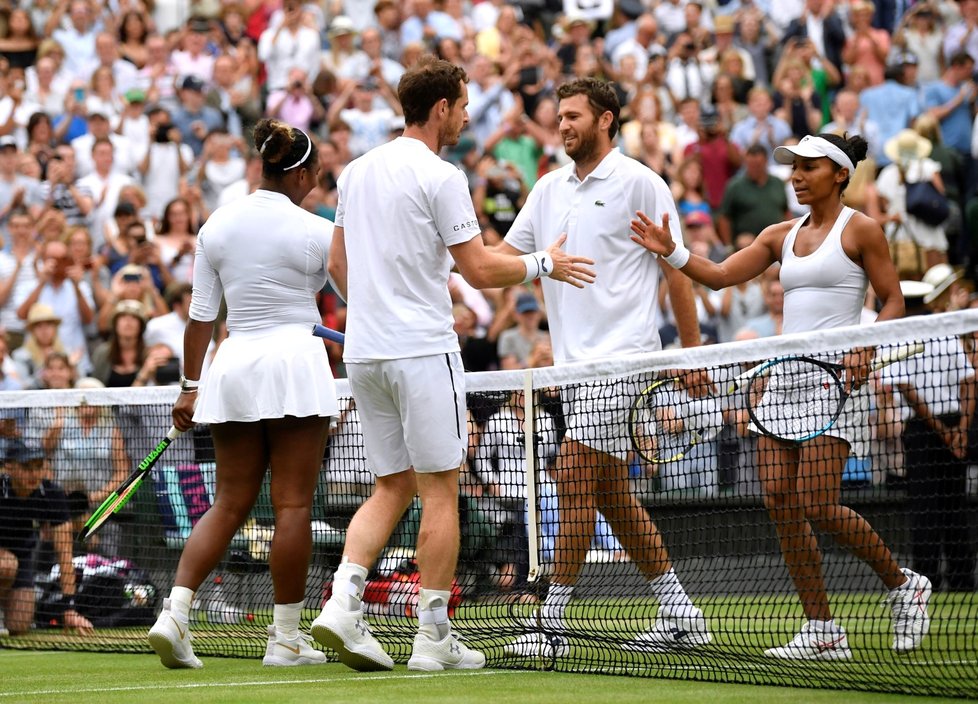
[0,651,968,704]
[3,592,976,699]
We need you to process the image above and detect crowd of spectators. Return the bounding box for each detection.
[0,0,975,590]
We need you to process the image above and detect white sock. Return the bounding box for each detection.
[331,558,368,612]
[647,569,695,614]
[168,586,194,622]
[540,582,574,630]
[273,601,303,640]
[418,588,452,641]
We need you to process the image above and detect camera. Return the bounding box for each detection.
[518,66,540,87]
[291,80,303,90]
[122,272,142,282]
[155,124,173,143]
[155,357,182,386]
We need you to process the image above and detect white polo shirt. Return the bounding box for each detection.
[504,148,683,364]
[337,137,481,362]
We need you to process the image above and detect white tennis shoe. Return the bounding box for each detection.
[407,631,486,671]
[763,622,852,661]
[262,625,327,667]
[888,568,932,653]
[504,610,570,659]
[504,631,570,659]
[621,606,712,652]
[311,599,394,671]
[148,598,202,669]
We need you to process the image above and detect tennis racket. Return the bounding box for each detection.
[629,377,724,464]
[736,342,925,444]
[81,426,183,540]
[312,323,345,344]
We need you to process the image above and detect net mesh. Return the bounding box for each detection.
[1,311,976,698]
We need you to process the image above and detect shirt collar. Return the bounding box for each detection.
[565,148,621,184]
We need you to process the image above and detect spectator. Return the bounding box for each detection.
[842,1,891,87]
[322,16,360,76]
[257,1,321,93]
[196,132,247,215]
[170,17,216,85]
[781,0,846,76]
[116,89,150,164]
[0,135,44,236]
[741,267,784,337]
[0,209,39,348]
[685,107,741,213]
[373,0,403,62]
[893,3,944,84]
[0,439,94,637]
[42,376,129,554]
[90,298,157,387]
[11,303,64,389]
[169,76,225,158]
[328,78,401,159]
[717,144,788,243]
[710,235,767,343]
[46,0,97,78]
[666,32,707,103]
[873,129,950,270]
[498,293,545,370]
[0,8,39,72]
[683,211,728,263]
[860,53,923,166]
[822,89,884,163]
[84,33,138,96]
[341,27,406,90]
[38,349,76,390]
[136,35,179,106]
[612,14,663,82]
[138,108,193,220]
[117,10,151,70]
[921,51,977,160]
[942,0,978,64]
[205,54,256,139]
[16,238,94,373]
[672,156,712,221]
[154,198,197,284]
[465,53,517,151]
[71,111,135,178]
[729,87,793,162]
[64,226,109,313]
[771,58,823,139]
[265,68,323,134]
[23,55,67,118]
[452,301,498,373]
[400,0,462,46]
[472,156,526,237]
[75,138,133,249]
[144,282,193,369]
[84,67,124,127]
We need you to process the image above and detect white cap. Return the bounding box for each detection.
[773,135,855,174]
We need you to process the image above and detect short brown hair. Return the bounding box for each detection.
[556,78,620,139]
[397,56,467,127]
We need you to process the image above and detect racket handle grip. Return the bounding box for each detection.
[166,426,184,441]
[311,323,345,344]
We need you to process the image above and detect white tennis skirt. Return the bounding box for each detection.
[193,324,339,424]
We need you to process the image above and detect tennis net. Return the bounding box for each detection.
[0,310,976,698]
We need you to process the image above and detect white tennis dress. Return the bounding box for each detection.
[188,189,339,424]
[766,205,870,452]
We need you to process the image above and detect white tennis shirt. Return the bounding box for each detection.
[189,189,334,332]
[336,137,482,361]
[505,148,684,364]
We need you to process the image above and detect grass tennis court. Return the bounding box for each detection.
[0,650,967,704]
[3,592,976,700]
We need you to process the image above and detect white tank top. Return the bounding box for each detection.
[780,206,868,335]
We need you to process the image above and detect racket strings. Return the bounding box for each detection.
[752,363,844,441]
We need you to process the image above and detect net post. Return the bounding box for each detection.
[523,368,541,583]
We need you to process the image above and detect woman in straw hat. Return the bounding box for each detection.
[631,131,931,661]
[871,128,948,270]
[11,303,65,389]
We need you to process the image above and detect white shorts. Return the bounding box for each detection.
[194,324,339,424]
[563,374,651,461]
[347,353,466,476]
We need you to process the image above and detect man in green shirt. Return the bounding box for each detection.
[717,144,789,242]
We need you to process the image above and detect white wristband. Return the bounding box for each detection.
[519,251,555,283]
[664,243,690,269]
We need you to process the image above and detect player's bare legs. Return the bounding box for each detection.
[509,438,708,657]
[414,469,461,589]
[761,435,928,659]
[797,437,904,589]
[341,469,417,569]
